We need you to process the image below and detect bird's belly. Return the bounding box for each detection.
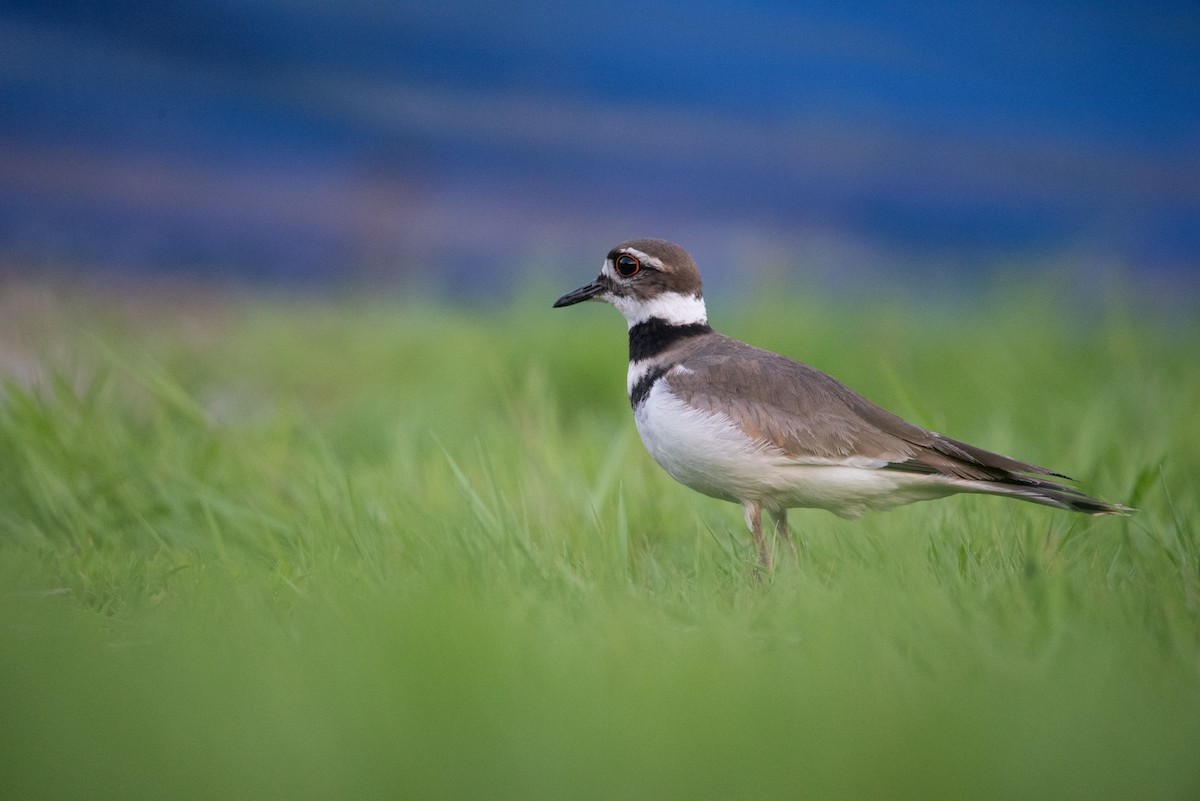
[633,384,769,503]
[633,383,953,517]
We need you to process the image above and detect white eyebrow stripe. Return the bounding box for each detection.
[621,248,665,269]
[602,248,667,281]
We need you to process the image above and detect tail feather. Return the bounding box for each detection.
[966,476,1132,516]
[891,433,1131,516]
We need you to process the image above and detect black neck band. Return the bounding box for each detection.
[628,318,711,363]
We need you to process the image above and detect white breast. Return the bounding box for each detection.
[633,378,776,504]
[633,377,957,517]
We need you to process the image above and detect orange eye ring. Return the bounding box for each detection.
[615,254,641,277]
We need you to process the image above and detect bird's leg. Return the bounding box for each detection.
[768,508,798,561]
[743,501,772,574]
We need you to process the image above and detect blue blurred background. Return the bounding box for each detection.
[1,0,1197,297]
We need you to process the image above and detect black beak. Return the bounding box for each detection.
[552,280,604,308]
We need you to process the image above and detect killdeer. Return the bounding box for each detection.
[553,238,1129,571]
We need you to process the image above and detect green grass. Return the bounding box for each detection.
[1,279,1198,800]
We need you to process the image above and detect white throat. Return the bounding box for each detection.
[610,291,708,329]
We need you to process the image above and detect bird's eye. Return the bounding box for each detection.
[615,254,641,277]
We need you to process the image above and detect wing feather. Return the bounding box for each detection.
[664,335,1063,483]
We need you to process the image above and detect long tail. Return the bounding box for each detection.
[963,476,1132,515]
[895,432,1133,515]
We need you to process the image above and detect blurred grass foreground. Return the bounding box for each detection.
[1,278,1198,800]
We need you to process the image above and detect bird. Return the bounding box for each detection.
[553,238,1130,572]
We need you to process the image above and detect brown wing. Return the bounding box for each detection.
[664,334,1065,482]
